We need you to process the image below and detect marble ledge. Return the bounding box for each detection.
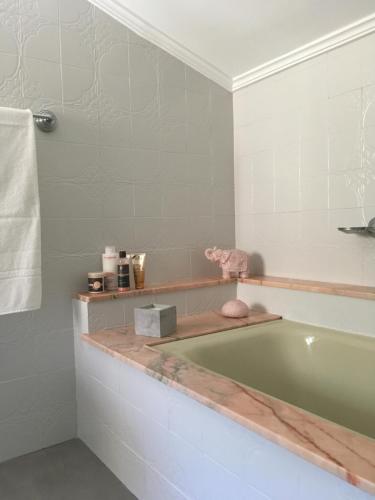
[81,310,375,495]
[75,275,375,304]
[75,277,236,303]
[240,275,375,301]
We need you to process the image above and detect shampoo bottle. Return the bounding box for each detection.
[118,250,130,291]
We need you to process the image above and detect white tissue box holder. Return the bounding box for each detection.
[134,304,177,337]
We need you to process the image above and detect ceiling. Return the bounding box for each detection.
[90,0,375,91]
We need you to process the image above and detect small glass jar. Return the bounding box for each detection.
[88,272,104,293]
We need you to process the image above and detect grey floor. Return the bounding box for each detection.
[0,439,137,500]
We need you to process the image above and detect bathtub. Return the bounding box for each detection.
[156,319,375,439]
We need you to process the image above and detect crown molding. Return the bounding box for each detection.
[88,0,233,91]
[232,13,375,91]
[87,2,375,93]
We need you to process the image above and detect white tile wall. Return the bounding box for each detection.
[0,0,234,462]
[74,302,373,500]
[234,34,375,286]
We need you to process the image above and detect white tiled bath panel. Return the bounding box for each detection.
[234,33,375,285]
[0,0,234,462]
[75,330,373,500]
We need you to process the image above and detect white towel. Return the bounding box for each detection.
[0,107,41,315]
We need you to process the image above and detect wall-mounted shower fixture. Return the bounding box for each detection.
[338,217,375,237]
[33,110,57,133]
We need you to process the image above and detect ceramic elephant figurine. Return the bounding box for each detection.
[205,247,248,279]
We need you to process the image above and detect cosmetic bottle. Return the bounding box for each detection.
[102,246,119,274]
[118,250,130,291]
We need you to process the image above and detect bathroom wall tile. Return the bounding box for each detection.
[188,216,214,248]
[100,218,135,252]
[145,249,191,284]
[235,155,253,215]
[185,66,210,93]
[21,19,60,63]
[186,88,209,124]
[58,105,99,145]
[0,415,41,463]
[212,148,235,186]
[43,219,102,257]
[93,5,129,47]
[300,175,329,211]
[134,183,162,217]
[88,301,125,331]
[59,0,92,24]
[20,0,59,24]
[185,284,235,315]
[252,149,274,185]
[326,41,362,97]
[40,182,102,219]
[190,248,220,279]
[153,291,186,317]
[187,153,212,184]
[62,65,96,106]
[275,175,300,212]
[213,186,234,216]
[162,218,191,248]
[158,49,185,89]
[37,141,100,183]
[329,173,360,209]
[213,215,236,248]
[99,112,131,148]
[0,11,20,54]
[252,182,274,214]
[39,402,76,448]
[160,118,186,153]
[186,119,210,154]
[98,147,133,183]
[131,149,161,183]
[191,184,213,216]
[102,182,134,218]
[301,135,328,177]
[160,84,186,121]
[134,218,164,250]
[144,465,188,500]
[129,44,158,112]
[118,362,170,426]
[22,57,62,103]
[162,185,190,217]
[0,376,39,422]
[160,151,189,184]
[0,331,36,382]
[0,0,234,465]
[60,24,95,69]
[34,329,74,374]
[131,105,160,150]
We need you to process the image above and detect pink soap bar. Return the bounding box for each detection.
[221,299,249,318]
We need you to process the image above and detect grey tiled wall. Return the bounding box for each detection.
[0,0,234,461]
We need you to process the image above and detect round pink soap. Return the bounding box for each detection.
[221,299,249,318]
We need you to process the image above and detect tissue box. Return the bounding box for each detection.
[134,304,177,337]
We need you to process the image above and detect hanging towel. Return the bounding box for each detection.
[0,107,41,315]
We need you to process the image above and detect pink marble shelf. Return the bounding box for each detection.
[75,277,236,303]
[240,275,375,301]
[82,311,375,495]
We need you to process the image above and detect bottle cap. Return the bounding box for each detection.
[104,246,117,256]
[119,250,127,258]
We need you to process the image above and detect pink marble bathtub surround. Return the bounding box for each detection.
[82,311,375,495]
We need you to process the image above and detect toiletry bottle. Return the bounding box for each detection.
[118,250,130,291]
[102,246,118,274]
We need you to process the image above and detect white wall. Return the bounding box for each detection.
[0,0,234,462]
[74,298,373,500]
[234,33,375,286]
